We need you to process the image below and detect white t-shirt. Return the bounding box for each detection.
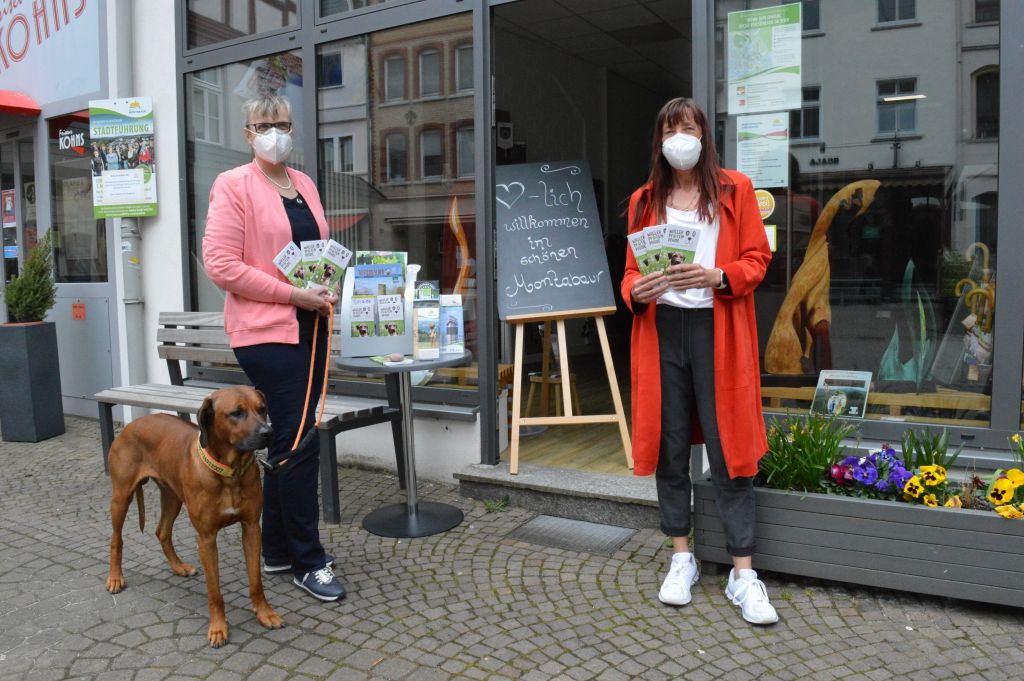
[657,205,720,309]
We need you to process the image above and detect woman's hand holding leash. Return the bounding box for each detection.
[290,287,338,316]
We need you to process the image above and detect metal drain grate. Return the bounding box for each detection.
[507,515,635,556]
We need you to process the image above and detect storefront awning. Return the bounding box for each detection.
[0,90,40,116]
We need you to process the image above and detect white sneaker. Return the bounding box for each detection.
[725,569,779,625]
[658,552,699,606]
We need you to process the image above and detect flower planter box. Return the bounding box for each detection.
[693,477,1024,608]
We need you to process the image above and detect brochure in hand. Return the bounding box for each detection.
[273,242,305,286]
[627,231,654,276]
[662,225,701,266]
[643,226,668,273]
[310,239,353,293]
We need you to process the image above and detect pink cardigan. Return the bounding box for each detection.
[202,161,329,348]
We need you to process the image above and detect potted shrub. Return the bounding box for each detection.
[0,231,64,441]
[693,416,1024,608]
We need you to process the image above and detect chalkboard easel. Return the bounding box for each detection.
[507,307,633,474]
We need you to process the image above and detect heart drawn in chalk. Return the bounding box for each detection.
[495,182,526,209]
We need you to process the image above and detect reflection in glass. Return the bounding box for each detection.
[187,0,298,49]
[186,51,305,313]
[316,15,477,393]
[714,0,999,427]
[49,112,107,283]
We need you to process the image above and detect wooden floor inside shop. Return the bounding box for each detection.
[499,351,635,477]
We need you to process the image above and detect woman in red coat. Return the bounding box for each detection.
[622,98,776,625]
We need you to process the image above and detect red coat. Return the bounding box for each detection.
[621,170,771,478]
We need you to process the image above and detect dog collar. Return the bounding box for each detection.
[195,434,254,478]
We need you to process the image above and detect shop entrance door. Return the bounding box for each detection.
[0,134,36,324]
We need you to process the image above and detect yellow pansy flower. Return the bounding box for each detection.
[1013,433,1022,444]
[988,478,1016,504]
[922,494,938,507]
[904,476,924,498]
[995,504,1024,519]
[1005,469,1024,488]
[944,496,963,508]
[919,465,947,486]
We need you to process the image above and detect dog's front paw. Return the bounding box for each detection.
[106,573,126,593]
[207,621,229,648]
[171,562,197,577]
[256,606,284,630]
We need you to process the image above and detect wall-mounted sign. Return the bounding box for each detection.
[809,157,840,167]
[89,97,158,219]
[736,114,790,188]
[3,245,16,259]
[0,1,100,107]
[72,303,86,321]
[727,4,801,115]
[754,189,776,220]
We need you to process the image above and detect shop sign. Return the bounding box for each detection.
[0,1,100,106]
[809,157,840,167]
[3,245,16,259]
[727,4,802,115]
[58,127,86,155]
[88,97,158,219]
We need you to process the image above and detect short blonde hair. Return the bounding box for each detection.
[241,94,292,124]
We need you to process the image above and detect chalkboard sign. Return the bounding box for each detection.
[496,160,615,320]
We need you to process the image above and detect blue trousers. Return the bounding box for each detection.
[234,331,330,575]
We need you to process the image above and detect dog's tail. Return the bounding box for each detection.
[135,485,146,532]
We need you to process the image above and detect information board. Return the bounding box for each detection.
[495,160,615,320]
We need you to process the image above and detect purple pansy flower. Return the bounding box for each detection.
[853,465,879,485]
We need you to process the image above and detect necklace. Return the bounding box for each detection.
[256,162,294,191]
[670,186,700,211]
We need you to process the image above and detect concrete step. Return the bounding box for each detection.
[455,462,660,529]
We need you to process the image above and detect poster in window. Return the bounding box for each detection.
[735,113,789,188]
[2,189,14,227]
[727,5,801,115]
[810,370,873,419]
[89,97,158,218]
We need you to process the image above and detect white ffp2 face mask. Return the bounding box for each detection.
[251,128,293,164]
[662,133,702,171]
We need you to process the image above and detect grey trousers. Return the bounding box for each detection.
[655,306,757,557]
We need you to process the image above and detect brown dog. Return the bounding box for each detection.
[105,386,284,647]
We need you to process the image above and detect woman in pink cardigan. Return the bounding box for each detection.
[203,94,344,603]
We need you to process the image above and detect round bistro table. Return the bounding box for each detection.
[335,351,471,538]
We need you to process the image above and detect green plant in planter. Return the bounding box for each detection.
[759,412,856,492]
[900,427,962,472]
[3,231,56,322]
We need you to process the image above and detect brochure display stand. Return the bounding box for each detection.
[338,267,415,358]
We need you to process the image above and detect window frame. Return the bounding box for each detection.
[783,0,821,32]
[975,0,1000,23]
[418,48,442,99]
[383,130,408,183]
[790,85,821,141]
[190,70,224,146]
[338,134,354,173]
[876,77,919,135]
[418,126,443,179]
[454,43,473,93]
[318,46,344,88]
[974,67,1000,140]
[455,124,474,177]
[383,53,406,102]
[877,0,916,24]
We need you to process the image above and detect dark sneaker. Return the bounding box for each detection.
[264,554,335,576]
[293,566,346,602]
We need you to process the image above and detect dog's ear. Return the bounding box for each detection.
[198,396,215,447]
[256,389,268,413]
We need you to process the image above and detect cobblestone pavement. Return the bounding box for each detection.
[2,416,1023,681]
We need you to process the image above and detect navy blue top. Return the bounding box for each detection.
[283,193,320,341]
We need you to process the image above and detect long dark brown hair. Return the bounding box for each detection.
[632,98,726,228]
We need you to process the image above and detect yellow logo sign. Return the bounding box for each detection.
[755,189,775,220]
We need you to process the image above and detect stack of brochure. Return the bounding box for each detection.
[351,251,407,338]
[273,238,353,293]
[627,224,701,276]
[413,280,440,360]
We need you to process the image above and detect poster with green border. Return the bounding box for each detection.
[727,5,801,115]
[89,97,158,218]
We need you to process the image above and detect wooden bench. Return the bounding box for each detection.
[95,311,406,524]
